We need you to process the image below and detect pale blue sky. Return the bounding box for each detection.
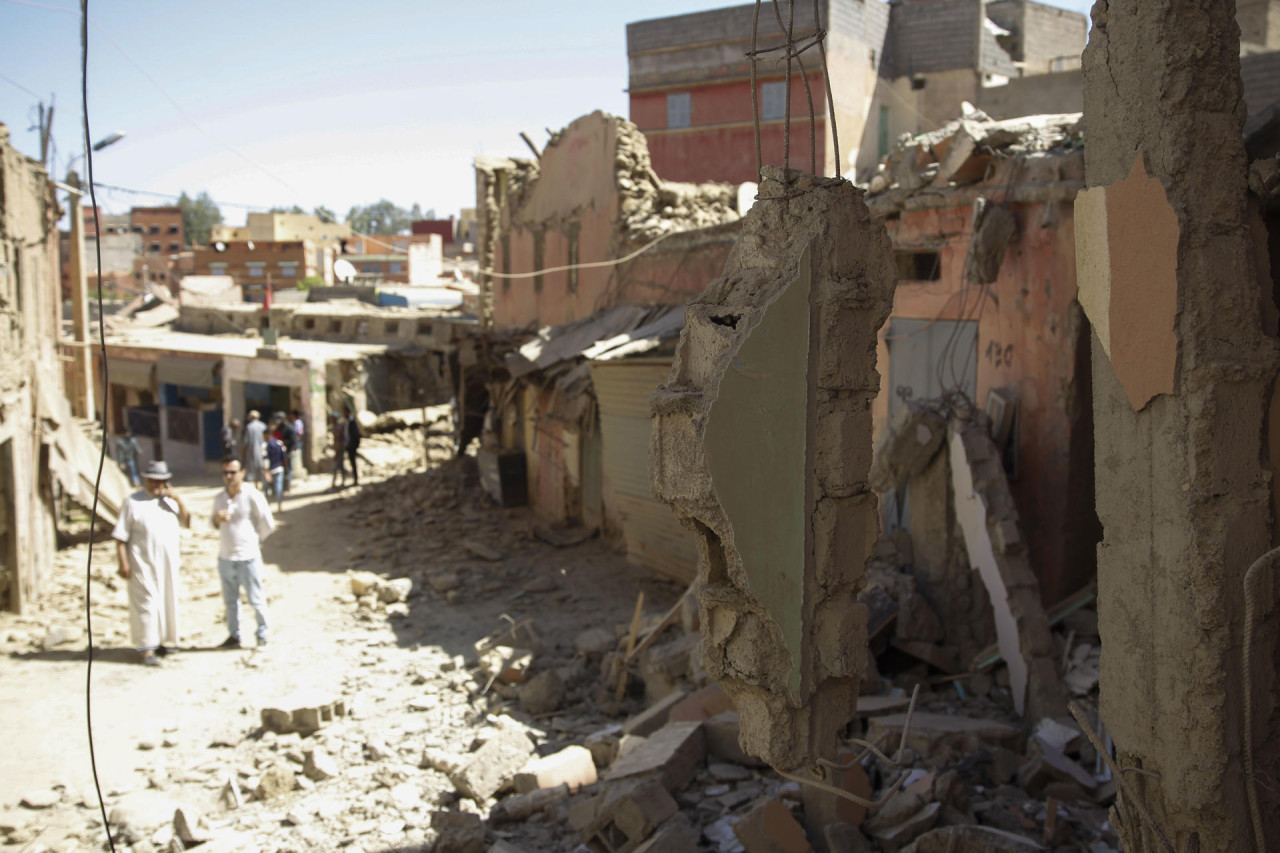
[0,0,1091,224]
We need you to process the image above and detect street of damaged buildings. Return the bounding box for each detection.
[3,2,1280,853]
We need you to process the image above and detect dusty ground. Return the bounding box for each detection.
[0,435,681,852]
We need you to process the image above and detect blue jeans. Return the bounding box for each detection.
[123,458,140,487]
[217,557,269,642]
[270,469,284,504]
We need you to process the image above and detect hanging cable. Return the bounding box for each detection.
[79,0,116,848]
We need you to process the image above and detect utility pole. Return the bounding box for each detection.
[66,171,95,421]
[36,100,53,169]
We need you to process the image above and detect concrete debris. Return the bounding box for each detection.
[733,798,812,852]
[517,669,565,714]
[574,776,679,852]
[653,169,896,771]
[948,415,1064,719]
[869,403,949,494]
[868,112,1083,211]
[430,810,485,852]
[479,646,534,685]
[19,789,60,809]
[260,692,347,736]
[255,764,297,800]
[489,782,570,824]
[448,721,535,802]
[302,747,340,781]
[574,626,617,657]
[512,745,597,794]
[603,720,707,794]
[963,198,1019,285]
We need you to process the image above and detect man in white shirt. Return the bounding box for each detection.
[211,457,275,649]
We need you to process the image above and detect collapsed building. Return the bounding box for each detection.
[471,111,743,582]
[0,123,129,613]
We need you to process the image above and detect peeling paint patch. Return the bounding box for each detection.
[1073,157,1179,410]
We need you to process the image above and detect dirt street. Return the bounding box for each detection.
[0,438,680,852]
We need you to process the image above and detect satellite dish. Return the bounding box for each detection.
[213,241,227,252]
[334,258,356,283]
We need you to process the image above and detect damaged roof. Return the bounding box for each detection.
[866,108,1084,214]
[505,304,680,378]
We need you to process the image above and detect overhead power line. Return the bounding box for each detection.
[0,69,41,98]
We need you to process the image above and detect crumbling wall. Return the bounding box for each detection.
[652,170,896,771]
[1079,1,1280,850]
[490,112,739,331]
[0,123,62,613]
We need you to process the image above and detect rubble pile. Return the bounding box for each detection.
[866,106,1084,209]
[613,119,740,241]
[2,418,1111,853]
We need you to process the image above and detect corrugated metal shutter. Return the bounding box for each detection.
[590,359,698,584]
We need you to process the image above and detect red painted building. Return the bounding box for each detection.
[627,0,1088,184]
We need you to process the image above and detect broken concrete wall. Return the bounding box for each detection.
[652,170,896,771]
[487,112,739,331]
[1078,1,1280,849]
[870,170,1098,606]
[0,123,64,613]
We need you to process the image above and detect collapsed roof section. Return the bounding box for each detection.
[867,108,1085,214]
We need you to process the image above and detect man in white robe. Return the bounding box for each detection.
[111,460,191,666]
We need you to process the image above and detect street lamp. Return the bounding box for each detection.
[63,131,127,422]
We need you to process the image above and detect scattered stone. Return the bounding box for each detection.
[218,777,243,811]
[634,812,700,852]
[584,728,621,768]
[42,624,84,649]
[429,810,484,852]
[869,801,941,848]
[386,602,409,618]
[709,762,753,782]
[518,670,565,715]
[260,692,346,736]
[390,782,420,810]
[865,713,1023,760]
[902,824,1043,852]
[303,748,340,781]
[489,783,570,824]
[366,738,392,761]
[573,627,616,657]
[577,777,678,850]
[428,572,462,593]
[463,539,504,561]
[378,577,413,603]
[350,572,380,596]
[604,720,706,794]
[479,646,534,685]
[513,745,597,794]
[824,822,872,853]
[20,789,60,809]
[449,722,535,801]
[173,806,207,846]
[733,798,813,852]
[255,764,297,800]
[622,689,688,737]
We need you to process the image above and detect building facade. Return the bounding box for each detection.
[627,0,1088,184]
[192,240,320,298]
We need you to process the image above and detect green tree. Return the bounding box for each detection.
[268,204,306,214]
[313,205,337,224]
[177,191,223,248]
[345,199,419,235]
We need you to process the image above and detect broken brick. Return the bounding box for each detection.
[448,723,534,801]
[622,690,687,737]
[733,798,813,852]
[604,721,706,794]
[513,745,597,794]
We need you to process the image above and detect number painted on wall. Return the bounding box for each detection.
[985,341,1014,368]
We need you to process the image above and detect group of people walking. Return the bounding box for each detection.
[220,409,303,510]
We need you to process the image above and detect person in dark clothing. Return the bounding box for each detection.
[273,412,296,492]
[343,406,361,486]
